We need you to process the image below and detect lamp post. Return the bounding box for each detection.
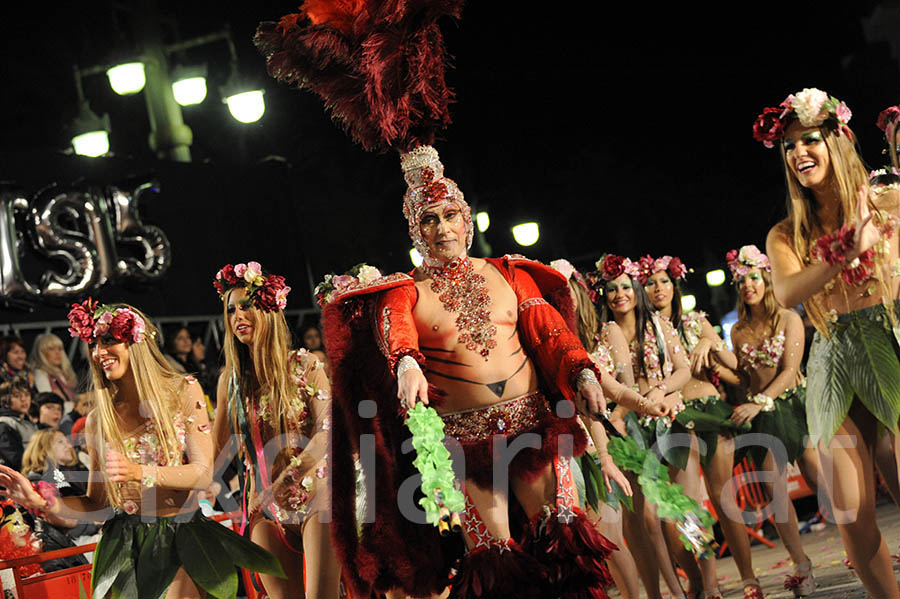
[135,0,192,162]
[70,0,264,162]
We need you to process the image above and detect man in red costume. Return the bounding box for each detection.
[254,3,621,596]
[321,145,619,599]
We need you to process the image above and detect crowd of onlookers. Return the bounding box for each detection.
[0,316,328,574]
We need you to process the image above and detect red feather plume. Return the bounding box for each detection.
[255,0,464,152]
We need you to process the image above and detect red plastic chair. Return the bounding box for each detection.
[0,543,96,598]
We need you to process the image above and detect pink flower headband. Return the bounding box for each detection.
[67,298,150,345]
[634,255,688,285]
[213,261,291,312]
[726,245,770,281]
[593,254,640,283]
[753,88,852,148]
[549,258,594,301]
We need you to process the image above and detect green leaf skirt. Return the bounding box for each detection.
[626,396,748,470]
[807,300,900,446]
[90,510,285,599]
[735,384,808,471]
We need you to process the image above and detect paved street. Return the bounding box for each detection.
[614,498,900,599]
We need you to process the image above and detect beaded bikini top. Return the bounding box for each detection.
[740,330,786,371]
[121,413,188,467]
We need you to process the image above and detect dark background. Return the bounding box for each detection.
[2,1,899,324]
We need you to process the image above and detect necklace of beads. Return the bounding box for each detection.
[426,257,497,360]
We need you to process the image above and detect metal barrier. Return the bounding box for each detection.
[0,308,320,364]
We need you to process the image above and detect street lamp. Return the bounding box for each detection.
[106,62,146,95]
[476,211,490,233]
[171,64,208,106]
[224,90,265,124]
[410,248,424,267]
[512,222,540,247]
[706,269,726,287]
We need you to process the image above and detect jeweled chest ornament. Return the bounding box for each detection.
[426,257,497,360]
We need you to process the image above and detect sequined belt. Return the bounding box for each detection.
[441,391,549,443]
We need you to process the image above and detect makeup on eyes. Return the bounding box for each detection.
[784,130,823,151]
[606,282,632,293]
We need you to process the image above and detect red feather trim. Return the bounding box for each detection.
[521,507,615,599]
[323,295,462,597]
[255,0,464,152]
[448,544,546,599]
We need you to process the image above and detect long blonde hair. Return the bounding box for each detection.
[28,333,77,388]
[222,290,295,442]
[779,123,893,334]
[569,278,599,352]
[86,305,186,508]
[22,429,77,477]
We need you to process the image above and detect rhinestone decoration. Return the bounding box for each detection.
[426,256,497,360]
[441,391,548,443]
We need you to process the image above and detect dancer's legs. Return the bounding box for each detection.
[249,515,306,599]
[758,451,809,567]
[166,568,203,598]
[301,517,342,599]
[669,434,719,594]
[702,434,756,583]
[818,401,900,598]
[622,476,664,599]
[587,503,641,599]
[644,501,686,597]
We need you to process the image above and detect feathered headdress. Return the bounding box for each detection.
[255,1,468,264]
[255,1,462,153]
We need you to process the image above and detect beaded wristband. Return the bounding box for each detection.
[713,339,726,353]
[576,368,600,390]
[396,355,422,380]
[748,393,775,412]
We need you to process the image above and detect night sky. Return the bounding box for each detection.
[2,1,899,320]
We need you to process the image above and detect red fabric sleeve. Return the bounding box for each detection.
[510,266,601,401]
[376,284,426,376]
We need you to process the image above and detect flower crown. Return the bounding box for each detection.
[549,259,595,302]
[726,245,770,281]
[314,263,383,307]
[753,88,852,148]
[213,261,290,313]
[67,299,150,344]
[634,255,688,285]
[591,254,640,284]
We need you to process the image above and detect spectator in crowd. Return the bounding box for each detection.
[29,333,78,413]
[165,326,216,397]
[59,392,95,439]
[297,321,323,351]
[21,429,100,558]
[33,393,63,430]
[22,429,89,498]
[0,380,38,471]
[0,336,34,388]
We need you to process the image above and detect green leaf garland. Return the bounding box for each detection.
[608,435,716,555]
[405,402,465,525]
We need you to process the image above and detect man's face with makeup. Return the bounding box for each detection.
[419,202,466,264]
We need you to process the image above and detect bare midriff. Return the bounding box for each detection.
[413,258,539,414]
[681,377,720,402]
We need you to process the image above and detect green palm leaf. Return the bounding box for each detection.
[135,519,181,599]
[807,331,854,445]
[175,524,238,599]
[195,516,285,578]
[91,516,133,599]
[848,317,900,432]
